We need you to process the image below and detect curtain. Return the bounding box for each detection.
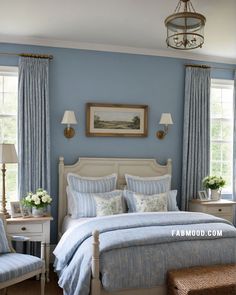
[18,57,50,198]
[181,66,211,210]
[233,71,236,226]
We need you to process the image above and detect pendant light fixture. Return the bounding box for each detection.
[165,0,206,50]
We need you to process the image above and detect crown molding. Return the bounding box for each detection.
[0,35,236,65]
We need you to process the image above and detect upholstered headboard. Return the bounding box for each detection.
[58,157,172,238]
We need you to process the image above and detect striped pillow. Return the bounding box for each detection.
[0,219,11,254]
[67,173,117,193]
[125,174,171,195]
[67,188,125,218]
[124,190,178,212]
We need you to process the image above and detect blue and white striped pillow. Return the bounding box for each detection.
[67,187,125,218]
[125,174,171,195]
[67,173,117,193]
[0,219,11,254]
[124,190,179,212]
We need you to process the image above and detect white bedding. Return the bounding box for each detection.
[62,215,92,234]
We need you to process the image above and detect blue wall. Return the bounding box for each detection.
[0,42,235,243]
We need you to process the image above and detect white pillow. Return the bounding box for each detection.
[133,193,168,212]
[125,174,171,195]
[94,194,124,216]
[67,173,117,193]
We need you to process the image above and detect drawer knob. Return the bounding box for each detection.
[218,209,222,212]
[21,227,26,231]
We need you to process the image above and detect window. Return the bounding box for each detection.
[0,67,18,203]
[210,79,234,196]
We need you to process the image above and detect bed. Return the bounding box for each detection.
[55,157,236,295]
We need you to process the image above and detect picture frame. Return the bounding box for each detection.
[10,201,22,218]
[20,204,32,218]
[198,190,209,201]
[86,103,148,137]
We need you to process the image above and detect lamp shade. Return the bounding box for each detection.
[61,111,77,125]
[0,144,18,163]
[159,113,173,125]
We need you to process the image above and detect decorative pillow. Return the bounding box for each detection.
[67,173,117,193]
[125,174,171,195]
[124,190,179,212]
[94,195,124,217]
[67,187,125,218]
[0,219,11,254]
[133,193,168,212]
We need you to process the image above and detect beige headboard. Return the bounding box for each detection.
[58,157,172,238]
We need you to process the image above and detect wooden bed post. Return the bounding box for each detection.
[91,230,101,295]
[58,157,65,240]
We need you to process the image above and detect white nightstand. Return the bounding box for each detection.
[6,216,53,282]
[189,199,236,223]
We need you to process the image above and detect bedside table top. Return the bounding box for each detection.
[190,199,236,205]
[6,216,53,223]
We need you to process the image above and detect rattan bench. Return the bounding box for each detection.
[167,264,236,295]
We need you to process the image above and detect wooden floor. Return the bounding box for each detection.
[3,266,63,295]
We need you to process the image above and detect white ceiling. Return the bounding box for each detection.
[0,0,236,64]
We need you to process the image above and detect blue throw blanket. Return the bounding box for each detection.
[54,212,236,295]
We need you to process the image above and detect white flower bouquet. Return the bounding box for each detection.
[22,188,52,209]
[202,176,225,190]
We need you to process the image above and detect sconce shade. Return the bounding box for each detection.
[61,111,77,125]
[159,113,173,125]
[0,144,18,163]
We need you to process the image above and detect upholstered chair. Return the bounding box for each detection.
[0,213,45,295]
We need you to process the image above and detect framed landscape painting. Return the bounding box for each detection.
[86,103,148,137]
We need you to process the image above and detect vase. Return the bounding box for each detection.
[32,207,45,217]
[210,189,221,201]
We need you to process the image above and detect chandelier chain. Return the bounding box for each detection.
[189,1,196,13]
[174,1,182,13]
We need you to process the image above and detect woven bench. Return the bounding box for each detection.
[167,264,236,295]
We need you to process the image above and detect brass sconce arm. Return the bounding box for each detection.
[156,125,169,139]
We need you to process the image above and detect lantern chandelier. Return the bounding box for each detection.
[165,0,206,50]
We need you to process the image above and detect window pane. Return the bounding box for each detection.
[222,121,233,141]
[4,76,18,93]
[211,120,221,140]
[211,143,221,161]
[222,143,232,161]
[211,162,221,175]
[0,93,18,114]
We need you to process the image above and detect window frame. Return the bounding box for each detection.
[0,66,18,202]
[210,78,234,199]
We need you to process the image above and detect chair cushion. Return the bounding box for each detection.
[0,219,11,254]
[0,253,43,282]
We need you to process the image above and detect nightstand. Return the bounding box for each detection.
[6,216,53,282]
[189,199,236,223]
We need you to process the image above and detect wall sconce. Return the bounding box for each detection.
[61,110,78,139]
[156,113,173,140]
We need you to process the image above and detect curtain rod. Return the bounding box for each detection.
[185,64,236,71]
[0,52,53,60]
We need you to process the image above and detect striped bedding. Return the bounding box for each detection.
[54,212,236,295]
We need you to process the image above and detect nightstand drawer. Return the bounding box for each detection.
[206,206,232,215]
[7,223,43,234]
